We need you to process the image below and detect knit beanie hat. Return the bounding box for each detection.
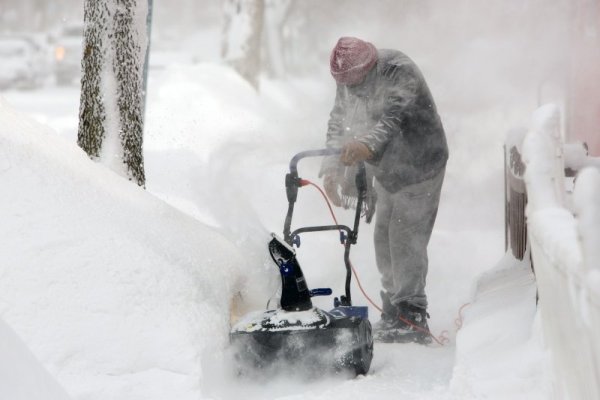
[330,37,378,85]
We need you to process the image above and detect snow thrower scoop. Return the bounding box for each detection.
[229,148,374,376]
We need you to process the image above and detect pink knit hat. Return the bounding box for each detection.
[330,37,378,85]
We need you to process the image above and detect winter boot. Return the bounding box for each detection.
[374,295,432,345]
[373,291,398,336]
[373,291,411,343]
[396,302,432,345]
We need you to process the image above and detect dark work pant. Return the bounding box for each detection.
[373,169,444,309]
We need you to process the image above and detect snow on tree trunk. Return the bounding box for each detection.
[112,0,147,186]
[78,1,108,160]
[262,0,292,78]
[221,0,265,89]
[78,0,148,187]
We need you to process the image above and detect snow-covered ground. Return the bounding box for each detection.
[0,61,545,399]
[0,16,553,399]
[0,317,72,400]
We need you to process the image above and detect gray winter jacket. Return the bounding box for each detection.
[322,49,448,193]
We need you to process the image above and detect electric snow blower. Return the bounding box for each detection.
[229,148,374,376]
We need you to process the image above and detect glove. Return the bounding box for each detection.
[340,140,373,166]
[323,174,342,207]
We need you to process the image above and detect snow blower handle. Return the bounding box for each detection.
[283,148,368,243]
[283,148,342,243]
[285,148,341,202]
[282,148,368,307]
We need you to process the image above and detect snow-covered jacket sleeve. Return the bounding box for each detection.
[357,64,418,160]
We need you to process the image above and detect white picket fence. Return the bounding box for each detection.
[522,104,600,400]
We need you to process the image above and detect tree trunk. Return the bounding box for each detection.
[221,0,265,89]
[78,1,108,160]
[112,0,147,186]
[78,0,148,187]
[262,0,292,79]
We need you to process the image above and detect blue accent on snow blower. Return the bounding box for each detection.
[277,259,294,277]
[291,234,301,248]
[330,306,369,320]
[339,231,347,244]
[309,288,332,297]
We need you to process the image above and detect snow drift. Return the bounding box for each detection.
[0,98,244,400]
[0,316,72,400]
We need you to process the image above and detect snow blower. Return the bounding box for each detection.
[229,149,374,376]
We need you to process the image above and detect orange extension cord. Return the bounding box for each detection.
[299,178,470,346]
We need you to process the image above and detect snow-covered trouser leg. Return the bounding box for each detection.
[373,169,444,309]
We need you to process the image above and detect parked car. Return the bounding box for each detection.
[52,23,83,86]
[0,35,48,90]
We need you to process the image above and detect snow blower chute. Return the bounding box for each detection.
[229,149,374,376]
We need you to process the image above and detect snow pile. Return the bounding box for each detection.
[574,168,600,273]
[449,253,547,399]
[0,98,244,400]
[0,317,72,400]
[522,104,600,399]
[451,102,547,397]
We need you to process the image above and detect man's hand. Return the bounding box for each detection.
[323,174,342,207]
[340,140,373,166]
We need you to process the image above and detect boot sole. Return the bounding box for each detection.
[374,329,432,345]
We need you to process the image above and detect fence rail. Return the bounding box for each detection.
[521,104,600,400]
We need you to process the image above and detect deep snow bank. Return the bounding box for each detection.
[0,98,243,400]
[450,253,548,399]
[0,317,71,400]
